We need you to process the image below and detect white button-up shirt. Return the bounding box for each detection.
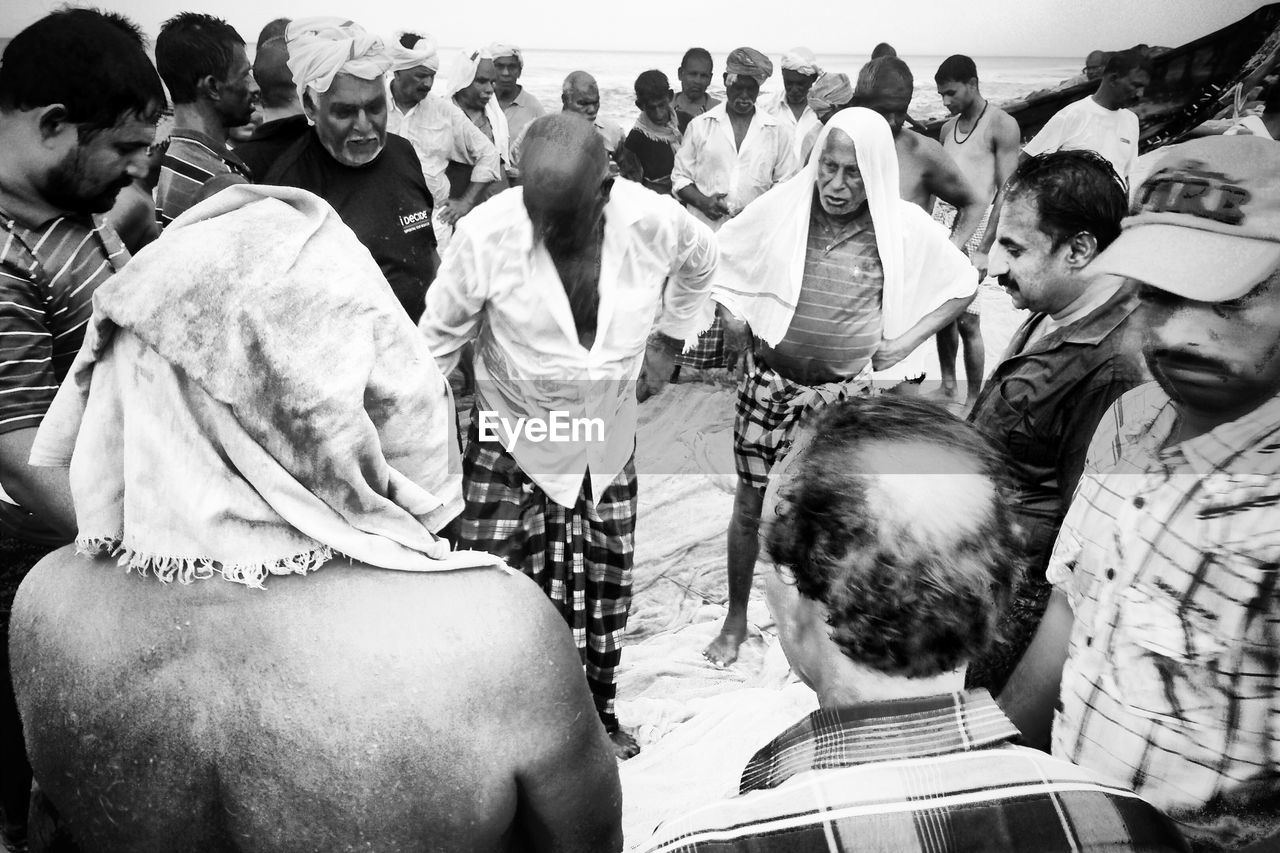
[388,93,502,207]
[671,104,800,230]
[419,179,718,507]
[766,91,822,161]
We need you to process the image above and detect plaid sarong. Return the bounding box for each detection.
[733,352,875,488]
[458,420,638,731]
[674,317,729,369]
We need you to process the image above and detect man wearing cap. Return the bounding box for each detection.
[386,31,501,238]
[491,43,546,144]
[767,47,822,160]
[1001,135,1280,851]
[672,46,799,370]
[260,18,439,322]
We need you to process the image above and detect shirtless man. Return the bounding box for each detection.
[673,47,720,133]
[934,55,1021,404]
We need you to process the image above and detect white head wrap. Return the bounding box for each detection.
[781,46,821,77]
[710,108,976,381]
[487,42,522,64]
[286,17,393,104]
[439,48,511,167]
[389,32,439,73]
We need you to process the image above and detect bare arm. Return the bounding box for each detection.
[922,140,984,249]
[969,113,1026,273]
[512,585,623,852]
[872,293,974,371]
[997,588,1073,750]
[0,427,75,537]
[972,150,1031,267]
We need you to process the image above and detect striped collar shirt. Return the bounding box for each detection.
[640,690,1188,852]
[155,128,251,228]
[1048,382,1280,847]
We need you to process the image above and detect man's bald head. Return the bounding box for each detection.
[561,70,601,119]
[763,396,1022,678]
[522,113,610,250]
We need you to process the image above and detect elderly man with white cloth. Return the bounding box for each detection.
[703,108,978,668]
[259,17,441,323]
[10,184,625,851]
[768,47,823,159]
[440,48,512,187]
[386,31,502,243]
[672,46,799,370]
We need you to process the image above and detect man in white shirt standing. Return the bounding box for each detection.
[767,47,822,161]
[1021,50,1150,189]
[672,46,798,369]
[419,113,718,761]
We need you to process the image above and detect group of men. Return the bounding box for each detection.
[2,7,1280,852]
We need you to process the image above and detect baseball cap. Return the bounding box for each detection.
[1090,136,1280,301]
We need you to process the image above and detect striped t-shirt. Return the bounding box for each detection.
[155,128,251,228]
[760,204,883,385]
[0,209,128,436]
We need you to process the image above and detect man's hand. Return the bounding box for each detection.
[638,332,682,402]
[700,192,732,221]
[871,335,912,372]
[720,315,751,374]
[438,198,476,228]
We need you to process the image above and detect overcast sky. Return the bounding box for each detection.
[2,0,1271,56]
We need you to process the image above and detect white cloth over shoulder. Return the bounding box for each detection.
[711,108,977,381]
[286,17,392,102]
[30,185,503,586]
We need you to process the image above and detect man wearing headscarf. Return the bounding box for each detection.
[671,46,799,371]
[440,48,513,183]
[258,17,439,323]
[387,31,501,245]
[419,113,719,761]
[701,108,977,668]
[798,71,855,161]
[10,184,624,852]
[767,47,823,160]
[490,43,546,143]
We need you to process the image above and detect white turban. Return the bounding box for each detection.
[286,17,393,102]
[487,42,522,64]
[781,46,821,77]
[438,48,511,168]
[389,32,439,73]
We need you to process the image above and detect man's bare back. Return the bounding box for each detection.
[12,552,622,853]
[894,130,981,219]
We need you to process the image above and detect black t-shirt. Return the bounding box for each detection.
[264,133,436,322]
[234,115,310,181]
[623,129,676,195]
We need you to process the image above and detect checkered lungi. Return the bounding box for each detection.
[933,200,992,316]
[458,420,638,732]
[674,317,730,369]
[734,353,875,489]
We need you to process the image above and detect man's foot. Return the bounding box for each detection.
[610,728,640,760]
[703,625,747,668]
[930,382,959,401]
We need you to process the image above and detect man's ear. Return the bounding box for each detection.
[301,89,318,125]
[36,104,75,143]
[1065,230,1100,269]
[196,74,221,102]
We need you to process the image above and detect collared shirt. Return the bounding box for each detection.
[388,93,502,207]
[765,91,822,161]
[641,690,1189,852]
[418,180,717,508]
[671,105,800,231]
[1049,383,1280,846]
[760,203,882,385]
[500,87,547,145]
[1022,96,1140,187]
[0,205,128,536]
[155,128,252,227]
[674,92,721,134]
[969,281,1147,572]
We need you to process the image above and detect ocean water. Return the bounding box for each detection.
[495,49,1080,132]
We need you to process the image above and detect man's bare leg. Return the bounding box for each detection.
[934,321,961,399]
[704,479,766,667]
[957,312,985,405]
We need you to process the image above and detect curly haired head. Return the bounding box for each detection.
[764,396,1023,678]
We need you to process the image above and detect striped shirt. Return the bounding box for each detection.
[760,204,882,385]
[640,690,1188,852]
[0,208,128,436]
[155,129,251,228]
[1049,381,1280,848]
